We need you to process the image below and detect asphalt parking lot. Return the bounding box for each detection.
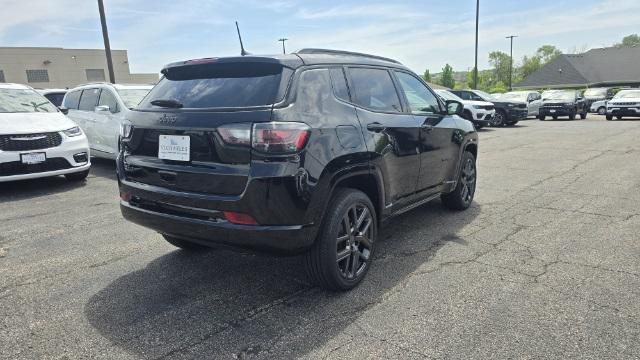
[1,114,639,359]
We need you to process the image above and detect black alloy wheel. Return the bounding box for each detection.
[335,203,373,281]
[597,107,606,115]
[493,110,506,126]
[442,151,476,210]
[305,189,376,291]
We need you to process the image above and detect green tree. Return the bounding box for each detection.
[536,45,562,64]
[440,64,455,89]
[519,54,542,79]
[619,34,640,46]
[423,69,431,82]
[488,51,512,85]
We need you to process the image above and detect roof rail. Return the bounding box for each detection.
[295,48,401,64]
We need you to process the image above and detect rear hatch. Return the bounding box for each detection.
[121,59,295,196]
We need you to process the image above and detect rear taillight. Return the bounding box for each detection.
[252,122,310,154]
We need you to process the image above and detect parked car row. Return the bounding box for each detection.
[3,48,637,291]
[451,89,528,126]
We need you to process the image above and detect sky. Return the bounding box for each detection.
[1,0,639,75]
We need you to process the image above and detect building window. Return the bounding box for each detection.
[26,69,50,83]
[86,69,106,82]
[0,70,5,82]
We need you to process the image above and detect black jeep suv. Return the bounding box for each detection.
[450,89,527,126]
[117,49,478,291]
[538,90,587,120]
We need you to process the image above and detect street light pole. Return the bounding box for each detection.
[278,38,288,54]
[506,35,517,91]
[97,0,115,83]
[473,0,479,89]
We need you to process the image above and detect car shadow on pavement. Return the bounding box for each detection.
[0,175,87,201]
[85,200,479,359]
[89,157,117,180]
[0,157,116,201]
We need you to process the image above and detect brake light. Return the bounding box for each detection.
[223,211,258,225]
[252,122,310,154]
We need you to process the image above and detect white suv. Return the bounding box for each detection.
[606,89,640,120]
[0,83,90,182]
[435,89,495,128]
[63,83,152,159]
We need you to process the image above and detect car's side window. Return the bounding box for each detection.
[63,90,81,109]
[394,71,441,114]
[78,88,101,111]
[347,67,402,113]
[470,93,484,101]
[329,67,350,103]
[454,91,470,100]
[98,89,119,113]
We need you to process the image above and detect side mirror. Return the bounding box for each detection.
[58,106,69,115]
[95,105,110,113]
[445,100,464,116]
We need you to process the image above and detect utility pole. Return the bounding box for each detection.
[473,0,479,89]
[97,0,115,83]
[506,35,517,91]
[278,38,288,54]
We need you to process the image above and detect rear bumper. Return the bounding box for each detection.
[118,178,318,254]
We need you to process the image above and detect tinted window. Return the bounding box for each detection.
[63,90,81,109]
[451,91,471,100]
[395,72,440,114]
[140,62,288,109]
[44,93,65,107]
[348,67,401,112]
[98,89,119,113]
[78,88,100,111]
[329,67,350,102]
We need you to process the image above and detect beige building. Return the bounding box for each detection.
[0,47,158,89]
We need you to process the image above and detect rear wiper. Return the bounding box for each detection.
[150,99,183,108]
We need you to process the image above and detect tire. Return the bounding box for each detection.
[552,115,558,120]
[606,114,613,121]
[162,234,211,251]
[305,188,376,291]
[597,107,606,115]
[441,151,476,211]
[617,116,623,120]
[493,110,506,127]
[580,111,587,120]
[506,121,518,126]
[538,115,546,121]
[65,169,89,182]
[568,111,576,120]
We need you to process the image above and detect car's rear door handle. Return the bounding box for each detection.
[366,122,385,132]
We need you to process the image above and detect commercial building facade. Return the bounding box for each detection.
[0,47,158,89]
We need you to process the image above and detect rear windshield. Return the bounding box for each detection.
[139,62,289,109]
